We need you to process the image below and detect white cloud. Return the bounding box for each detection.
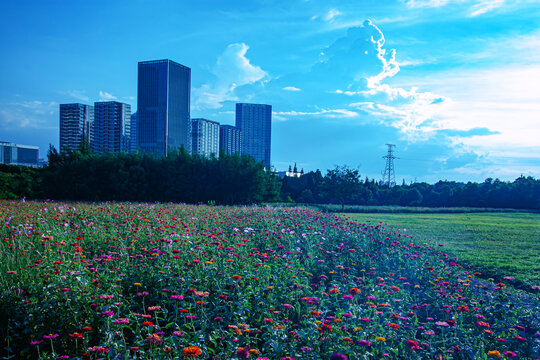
[194,43,268,109]
[67,90,90,102]
[274,109,358,120]
[469,0,505,16]
[323,8,341,22]
[402,0,507,16]
[283,86,301,92]
[401,0,451,8]
[98,91,117,101]
[0,100,57,129]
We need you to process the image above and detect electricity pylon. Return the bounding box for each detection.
[382,144,397,187]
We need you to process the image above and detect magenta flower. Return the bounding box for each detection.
[330,354,347,360]
[101,310,114,317]
[237,347,250,359]
[358,340,371,347]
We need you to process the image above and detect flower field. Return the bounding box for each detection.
[0,201,538,359]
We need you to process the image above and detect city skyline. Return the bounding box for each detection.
[1,1,539,182]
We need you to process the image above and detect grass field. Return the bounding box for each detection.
[342,212,540,290]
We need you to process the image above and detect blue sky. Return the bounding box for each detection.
[1,0,539,183]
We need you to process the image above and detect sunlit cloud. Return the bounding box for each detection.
[194,43,268,110]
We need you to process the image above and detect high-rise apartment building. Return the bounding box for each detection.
[137,59,191,157]
[219,125,241,155]
[59,103,93,152]
[130,112,138,153]
[235,103,272,167]
[0,142,39,166]
[92,101,131,154]
[192,118,220,158]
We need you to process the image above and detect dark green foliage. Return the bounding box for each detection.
[36,145,280,204]
[0,164,41,199]
[281,166,540,210]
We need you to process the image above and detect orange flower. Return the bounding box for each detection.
[146,333,161,344]
[487,350,501,358]
[183,346,202,357]
[329,287,340,294]
[349,287,361,295]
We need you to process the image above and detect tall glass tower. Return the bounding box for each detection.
[235,103,272,168]
[137,59,191,157]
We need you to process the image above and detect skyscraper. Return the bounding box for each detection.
[59,103,93,152]
[219,125,241,155]
[137,59,191,157]
[192,118,220,158]
[235,103,272,167]
[92,101,131,153]
[130,111,138,153]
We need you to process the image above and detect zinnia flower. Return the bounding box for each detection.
[145,333,161,344]
[487,350,501,358]
[237,347,250,359]
[183,346,202,357]
[358,340,371,347]
[330,354,347,360]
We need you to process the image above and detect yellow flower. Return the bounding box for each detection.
[376,336,386,342]
[487,350,501,358]
[134,283,142,286]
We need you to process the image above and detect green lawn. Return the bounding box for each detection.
[341,212,540,290]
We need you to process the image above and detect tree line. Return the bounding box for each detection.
[281,165,540,210]
[1,149,539,210]
[0,144,280,204]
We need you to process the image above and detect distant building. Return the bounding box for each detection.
[137,59,191,157]
[0,142,39,167]
[192,118,220,158]
[92,101,131,153]
[130,111,137,153]
[59,103,93,152]
[219,125,241,155]
[235,103,272,167]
